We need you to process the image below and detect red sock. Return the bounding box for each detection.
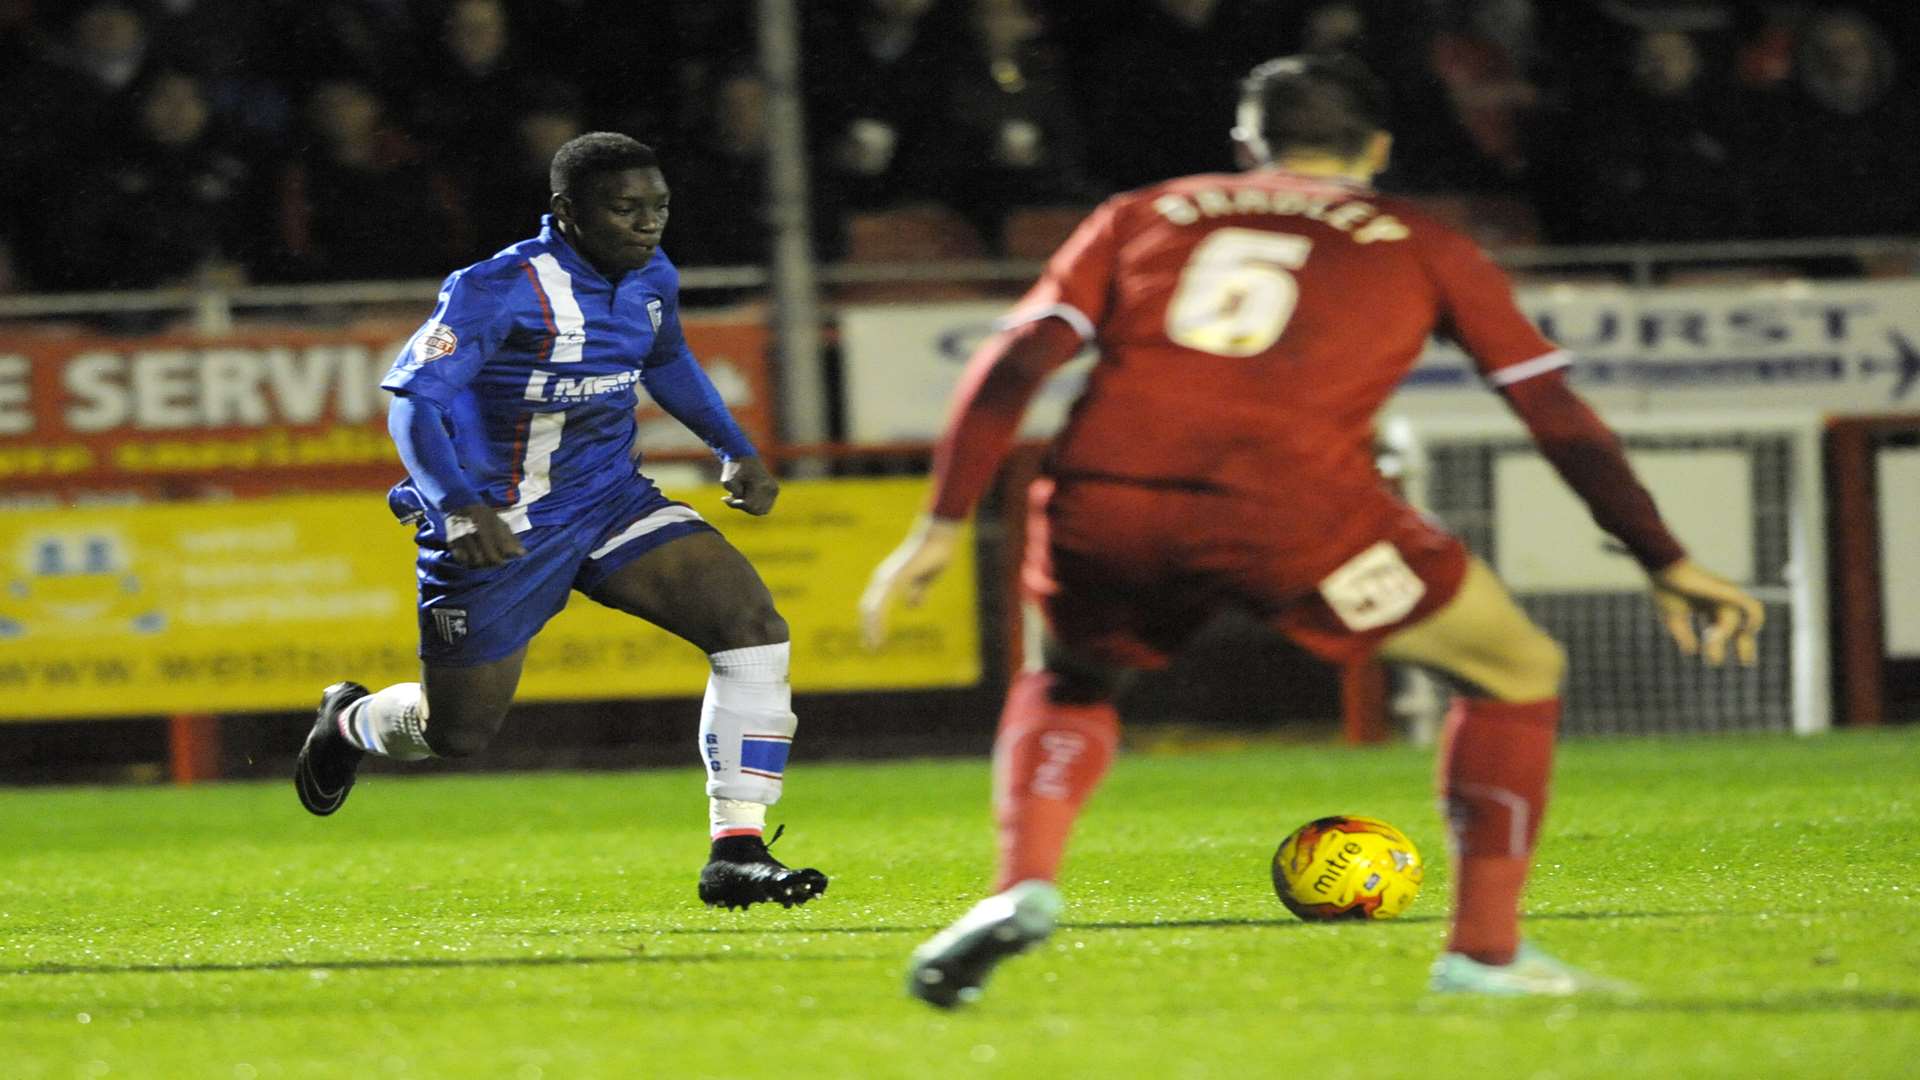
[1437,696,1560,965]
[991,671,1120,892]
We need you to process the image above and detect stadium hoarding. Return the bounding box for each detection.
[0,478,978,720]
[0,315,775,493]
[837,279,1920,440]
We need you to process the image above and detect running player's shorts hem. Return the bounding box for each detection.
[573,518,714,594]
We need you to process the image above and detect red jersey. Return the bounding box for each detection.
[1036,171,1553,483]
[956,170,1561,568]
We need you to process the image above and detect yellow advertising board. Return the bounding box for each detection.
[0,479,976,720]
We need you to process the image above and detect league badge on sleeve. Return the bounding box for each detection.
[411,323,460,366]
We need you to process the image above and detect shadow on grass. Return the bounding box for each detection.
[0,950,867,979]
[0,910,1804,980]
[655,908,1714,937]
[1415,990,1920,1015]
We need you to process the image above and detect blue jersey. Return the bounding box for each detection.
[382,217,753,533]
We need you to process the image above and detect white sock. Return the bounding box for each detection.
[699,642,795,836]
[338,683,435,761]
[710,798,768,839]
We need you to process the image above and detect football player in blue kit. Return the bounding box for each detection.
[294,133,827,910]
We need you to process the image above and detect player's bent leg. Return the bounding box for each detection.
[584,530,825,910]
[1373,560,1571,985]
[293,652,522,816]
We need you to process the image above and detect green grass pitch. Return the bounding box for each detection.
[4,728,1918,1079]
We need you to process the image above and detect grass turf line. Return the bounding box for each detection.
[2,729,1917,1079]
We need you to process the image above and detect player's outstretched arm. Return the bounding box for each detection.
[1497,370,1763,666]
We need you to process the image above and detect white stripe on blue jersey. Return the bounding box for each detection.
[499,411,565,533]
[528,253,587,364]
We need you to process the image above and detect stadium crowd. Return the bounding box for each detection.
[0,0,1913,294]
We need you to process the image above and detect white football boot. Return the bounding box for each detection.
[1429,942,1635,996]
[906,880,1062,1008]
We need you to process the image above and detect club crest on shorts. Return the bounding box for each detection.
[647,299,664,332]
[412,322,459,365]
[432,607,468,644]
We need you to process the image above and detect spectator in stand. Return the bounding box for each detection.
[805,0,969,209]
[1744,9,1918,239]
[412,0,524,178]
[1734,2,1808,90]
[1431,0,1544,187]
[1039,0,1263,190]
[1538,0,1738,114]
[942,0,1097,246]
[668,64,845,272]
[269,1,426,98]
[143,0,292,142]
[1550,29,1750,243]
[275,78,469,281]
[665,66,775,270]
[61,67,261,290]
[1,2,148,173]
[1292,1,1496,191]
[464,82,585,260]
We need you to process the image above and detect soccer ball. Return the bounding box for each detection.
[1271,815,1424,921]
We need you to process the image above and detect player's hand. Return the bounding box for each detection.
[447,504,525,568]
[1649,558,1765,666]
[721,456,779,515]
[860,515,962,649]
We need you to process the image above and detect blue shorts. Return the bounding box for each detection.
[413,479,713,666]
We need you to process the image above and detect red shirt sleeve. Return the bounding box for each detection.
[927,318,1085,520]
[1426,227,1567,385]
[1000,197,1124,338]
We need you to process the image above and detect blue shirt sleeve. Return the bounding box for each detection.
[381,271,514,407]
[639,267,758,461]
[388,394,482,513]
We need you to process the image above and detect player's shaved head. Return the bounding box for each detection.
[1237,53,1388,161]
[549,131,659,199]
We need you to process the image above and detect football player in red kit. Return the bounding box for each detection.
[862,54,1764,1006]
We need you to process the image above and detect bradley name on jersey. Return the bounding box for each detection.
[1151,183,1411,244]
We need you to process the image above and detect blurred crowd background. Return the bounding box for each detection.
[0,0,1913,295]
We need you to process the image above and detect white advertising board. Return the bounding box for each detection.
[839,280,1920,441]
[840,303,1094,443]
[1879,446,1920,658]
[1493,449,1754,590]
[1401,279,1920,418]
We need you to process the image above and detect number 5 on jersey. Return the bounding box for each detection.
[1166,228,1313,358]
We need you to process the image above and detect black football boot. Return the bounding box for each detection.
[294,682,370,816]
[698,826,829,910]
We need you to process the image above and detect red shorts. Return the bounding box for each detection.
[1022,477,1469,669]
